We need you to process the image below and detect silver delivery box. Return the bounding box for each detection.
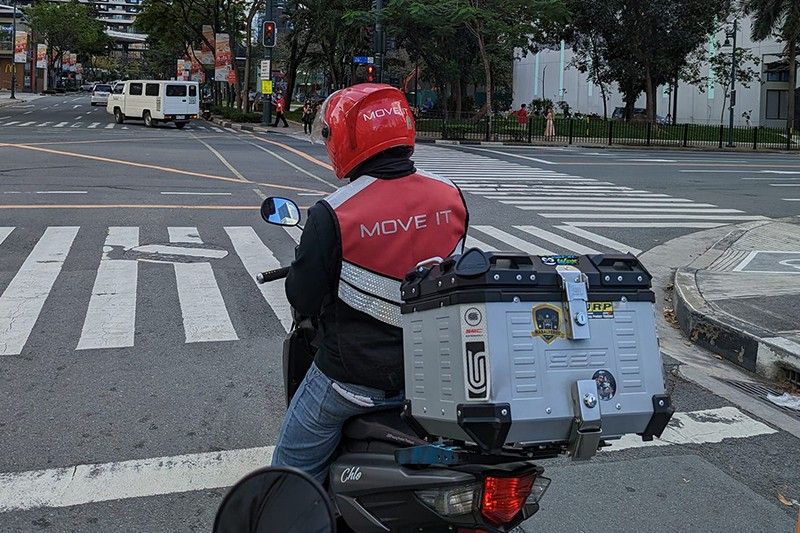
[400,250,673,460]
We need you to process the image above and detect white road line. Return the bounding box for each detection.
[0,406,773,513]
[77,227,138,351]
[225,128,238,134]
[0,446,275,513]
[88,122,100,129]
[434,146,557,165]
[18,121,35,126]
[72,104,80,108]
[168,227,203,244]
[0,116,10,120]
[54,122,68,128]
[566,221,728,228]
[4,121,19,126]
[37,122,52,127]
[605,406,775,451]
[160,191,232,196]
[472,225,555,255]
[515,225,599,254]
[192,135,247,181]
[556,225,642,256]
[243,139,338,191]
[174,261,238,344]
[679,169,749,173]
[622,158,676,162]
[225,226,292,331]
[465,235,498,251]
[482,193,671,199]
[35,191,88,195]
[451,177,592,182]
[782,198,800,201]
[104,123,115,129]
[760,170,800,175]
[210,127,223,132]
[769,184,800,187]
[0,227,13,246]
[515,206,744,214]
[135,244,227,259]
[539,213,766,220]
[22,111,32,115]
[70,123,83,128]
[0,227,79,356]
[474,194,684,201]
[502,201,718,208]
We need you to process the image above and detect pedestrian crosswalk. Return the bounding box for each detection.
[0,223,632,356]
[414,145,767,231]
[0,119,217,131]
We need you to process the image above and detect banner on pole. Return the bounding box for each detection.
[214,33,231,81]
[190,54,205,83]
[201,25,215,65]
[14,31,27,63]
[36,44,47,69]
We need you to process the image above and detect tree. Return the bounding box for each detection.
[564,0,729,123]
[746,0,800,131]
[25,1,110,85]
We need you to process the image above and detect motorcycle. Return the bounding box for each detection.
[215,196,553,533]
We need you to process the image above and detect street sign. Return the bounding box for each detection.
[260,60,271,79]
[261,80,273,95]
[352,56,374,65]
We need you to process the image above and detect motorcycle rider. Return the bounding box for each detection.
[272,83,469,482]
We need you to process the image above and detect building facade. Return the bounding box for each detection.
[513,16,799,128]
[0,4,27,91]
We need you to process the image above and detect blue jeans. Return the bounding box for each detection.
[272,363,404,483]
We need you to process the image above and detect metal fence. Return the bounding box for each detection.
[414,113,798,151]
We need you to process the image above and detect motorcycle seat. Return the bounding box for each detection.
[341,409,427,453]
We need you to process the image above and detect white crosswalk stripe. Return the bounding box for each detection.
[414,145,763,251]
[0,227,79,356]
[0,223,627,355]
[0,121,211,131]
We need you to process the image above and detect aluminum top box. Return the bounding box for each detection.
[400,250,674,460]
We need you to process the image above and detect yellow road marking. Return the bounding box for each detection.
[248,135,334,171]
[0,142,327,194]
[0,204,311,210]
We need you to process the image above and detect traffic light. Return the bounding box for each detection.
[263,21,277,47]
[366,64,376,83]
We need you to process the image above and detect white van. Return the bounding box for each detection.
[107,80,200,129]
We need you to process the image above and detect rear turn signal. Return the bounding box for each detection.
[480,473,535,525]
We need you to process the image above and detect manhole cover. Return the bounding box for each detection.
[720,379,800,420]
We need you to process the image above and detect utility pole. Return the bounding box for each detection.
[10,0,17,99]
[727,18,738,147]
[373,0,384,83]
[261,2,273,125]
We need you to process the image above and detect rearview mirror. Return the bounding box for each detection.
[260,197,301,227]
[214,467,336,533]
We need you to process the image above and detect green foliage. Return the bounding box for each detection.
[25,1,110,59]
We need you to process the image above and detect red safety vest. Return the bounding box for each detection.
[324,170,468,326]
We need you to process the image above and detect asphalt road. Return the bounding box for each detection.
[0,95,798,533]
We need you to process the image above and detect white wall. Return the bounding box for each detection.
[513,18,791,127]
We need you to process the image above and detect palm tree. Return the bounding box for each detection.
[747,0,800,132]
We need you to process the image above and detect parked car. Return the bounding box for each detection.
[106,80,200,128]
[90,84,112,106]
[81,82,96,92]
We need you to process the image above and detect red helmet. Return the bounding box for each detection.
[314,83,415,179]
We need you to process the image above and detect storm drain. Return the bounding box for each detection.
[721,379,800,420]
[782,366,800,390]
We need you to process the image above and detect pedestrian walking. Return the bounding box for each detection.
[273,92,289,127]
[302,101,314,134]
[544,106,556,140]
[516,103,529,125]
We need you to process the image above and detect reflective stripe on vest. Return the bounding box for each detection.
[325,171,467,326]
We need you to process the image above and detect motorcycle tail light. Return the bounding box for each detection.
[416,482,480,516]
[480,473,536,524]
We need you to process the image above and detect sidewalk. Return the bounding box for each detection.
[0,92,43,108]
[674,218,800,382]
[210,116,309,140]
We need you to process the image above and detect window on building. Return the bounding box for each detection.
[765,89,788,120]
[145,83,159,96]
[766,70,790,82]
[129,83,143,96]
[0,24,12,52]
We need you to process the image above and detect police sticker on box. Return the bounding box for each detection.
[461,305,489,401]
[531,303,565,344]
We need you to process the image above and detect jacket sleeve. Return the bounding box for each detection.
[285,202,339,316]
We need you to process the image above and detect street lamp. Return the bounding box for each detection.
[10,0,17,99]
[723,19,738,147]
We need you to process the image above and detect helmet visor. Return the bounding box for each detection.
[309,91,340,145]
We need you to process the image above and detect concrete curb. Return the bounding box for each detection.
[416,137,800,154]
[673,224,800,380]
[209,117,304,136]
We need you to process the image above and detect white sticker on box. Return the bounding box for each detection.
[461,305,490,401]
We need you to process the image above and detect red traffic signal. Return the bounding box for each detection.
[366,64,376,82]
[263,21,277,47]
